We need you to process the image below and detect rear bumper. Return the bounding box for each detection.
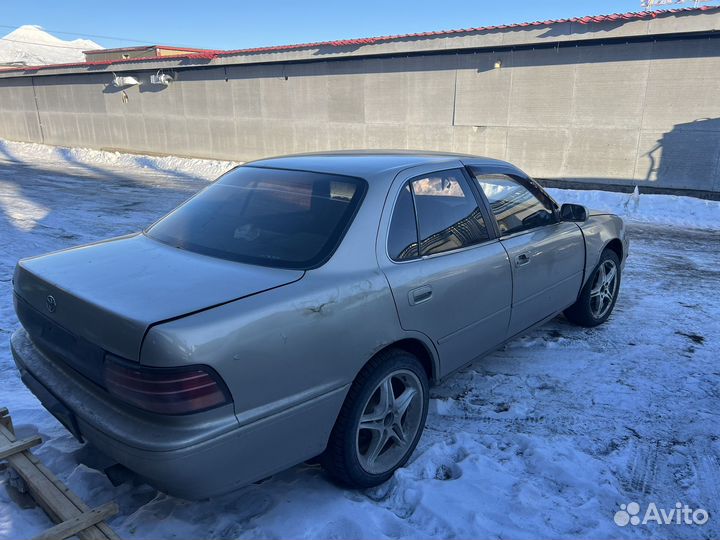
[11,328,347,499]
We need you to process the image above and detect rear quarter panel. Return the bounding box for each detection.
[140,269,404,423]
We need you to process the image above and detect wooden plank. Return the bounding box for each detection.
[32,502,119,540]
[0,408,14,434]
[1,425,78,524]
[0,435,42,460]
[22,451,121,540]
[0,422,118,540]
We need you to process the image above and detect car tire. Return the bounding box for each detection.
[564,249,621,327]
[322,348,429,488]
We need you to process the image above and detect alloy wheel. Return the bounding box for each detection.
[355,369,424,475]
[590,259,618,319]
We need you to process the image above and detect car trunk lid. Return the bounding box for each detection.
[14,233,303,362]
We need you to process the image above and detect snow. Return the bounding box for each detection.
[0,139,718,539]
[0,25,101,67]
[0,139,235,182]
[545,186,720,232]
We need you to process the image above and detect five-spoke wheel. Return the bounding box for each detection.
[356,370,424,475]
[565,248,622,327]
[322,349,429,487]
[589,259,618,319]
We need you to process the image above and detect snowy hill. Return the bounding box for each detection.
[0,25,102,67]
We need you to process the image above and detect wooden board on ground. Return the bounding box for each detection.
[0,408,120,540]
[33,501,119,540]
[0,435,42,460]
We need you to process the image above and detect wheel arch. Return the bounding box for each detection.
[604,238,624,261]
[578,214,626,287]
[389,338,437,383]
[365,336,439,384]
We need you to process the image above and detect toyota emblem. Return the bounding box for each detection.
[46,295,57,313]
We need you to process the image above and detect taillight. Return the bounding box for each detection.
[103,355,231,415]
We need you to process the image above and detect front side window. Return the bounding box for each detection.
[471,172,556,236]
[147,167,366,269]
[409,169,490,257]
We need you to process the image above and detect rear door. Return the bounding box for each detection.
[466,166,585,337]
[377,164,512,377]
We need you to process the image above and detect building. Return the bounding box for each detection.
[1,6,719,194]
[83,45,216,63]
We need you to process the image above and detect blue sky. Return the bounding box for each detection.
[2,0,716,50]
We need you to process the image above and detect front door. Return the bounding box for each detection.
[467,169,586,337]
[378,165,512,377]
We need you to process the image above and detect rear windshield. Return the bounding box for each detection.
[146,166,367,269]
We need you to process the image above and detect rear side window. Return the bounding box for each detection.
[470,172,556,236]
[388,184,419,261]
[147,167,366,269]
[388,169,490,260]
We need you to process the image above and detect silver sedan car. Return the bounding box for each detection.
[11,152,627,499]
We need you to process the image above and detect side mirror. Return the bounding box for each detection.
[560,203,588,222]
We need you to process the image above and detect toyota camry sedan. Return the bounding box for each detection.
[11,151,627,499]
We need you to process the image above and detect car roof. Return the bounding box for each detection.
[245,150,512,179]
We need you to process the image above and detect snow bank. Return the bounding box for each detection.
[0,139,236,181]
[547,186,720,232]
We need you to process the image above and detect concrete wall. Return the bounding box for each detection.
[1,35,720,192]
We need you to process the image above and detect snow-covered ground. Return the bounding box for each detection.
[0,139,718,539]
[0,26,101,67]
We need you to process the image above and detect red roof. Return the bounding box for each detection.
[1,5,718,74]
[223,4,720,54]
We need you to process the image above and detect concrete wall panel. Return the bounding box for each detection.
[327,72,365,123]
[563,128,639,180]
[634,129,720,190]
[506,128,569,178]
[572,42,651,129]
[285,63,330,123]
[642,39,720,133]
[363,59,409,125]
[407,124,454,152]
[325,122,367,152]
[366,123,408,149]
[454,52,512,127]
[403,56,456,126]
[451,126,508,159]
[0,79,41,142]
[227,65,266,120]
[234,118,268,159]
[507,47,579,128]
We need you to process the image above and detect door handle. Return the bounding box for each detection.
[515,253,531,266]
[409,285,433,306]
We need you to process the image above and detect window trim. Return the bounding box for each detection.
[466,166,560,239]
[385,167,498,264]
